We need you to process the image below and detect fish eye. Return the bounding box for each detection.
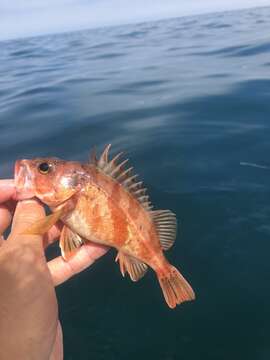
[38,162,51,174]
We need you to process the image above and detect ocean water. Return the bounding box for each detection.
[1,6,270,359]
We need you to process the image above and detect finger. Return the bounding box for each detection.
[48,242,108,286]
[8,199,45,251]
[0,205,12,235]
[49,321,63,360]
[43,222,63,248]
[0,200,16,235]
[0,179,16,203]
[0,235,4,247]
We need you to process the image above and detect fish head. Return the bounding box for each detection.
[14,157,88,207]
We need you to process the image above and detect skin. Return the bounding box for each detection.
[0,179,108,360]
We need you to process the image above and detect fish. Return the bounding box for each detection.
[14,144,195,308]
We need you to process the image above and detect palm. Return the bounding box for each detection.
[0,179,107,360]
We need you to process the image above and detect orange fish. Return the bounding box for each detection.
[14,145,195,308]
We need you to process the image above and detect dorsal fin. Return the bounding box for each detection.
[93,144,153,211]
[151,210,177,250]
[89,146,98,166]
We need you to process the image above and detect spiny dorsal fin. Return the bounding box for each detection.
[89,146,98,166]
[115,251,148,281]
[151,210,177,251]
[98,143,111,168]
[94,144,153,211]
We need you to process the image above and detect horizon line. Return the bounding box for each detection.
[1,4,269,43]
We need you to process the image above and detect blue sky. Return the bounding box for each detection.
[1,0,270,40]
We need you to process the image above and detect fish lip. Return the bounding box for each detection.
[14,160,35,200]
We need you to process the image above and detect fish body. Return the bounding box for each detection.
[63,166,161,264]
[14,145,195,308]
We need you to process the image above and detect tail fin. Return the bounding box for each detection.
[157,265,195,309]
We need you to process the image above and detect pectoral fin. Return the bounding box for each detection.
[115,251,148,281]
[59,225,84,260]
[22,209,64,235]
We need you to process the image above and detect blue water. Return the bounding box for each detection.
[1,6,270,359]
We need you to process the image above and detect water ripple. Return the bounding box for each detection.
[230,41,270,56]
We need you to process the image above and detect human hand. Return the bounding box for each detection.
[0,179,108,360]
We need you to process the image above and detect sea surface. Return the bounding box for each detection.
[1,6,270,360]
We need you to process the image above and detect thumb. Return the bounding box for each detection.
[9,199,46,249]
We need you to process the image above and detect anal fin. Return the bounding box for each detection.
[115,251,148,281]
[59,225,84,260]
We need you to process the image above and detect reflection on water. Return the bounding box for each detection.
[1,6,270,360]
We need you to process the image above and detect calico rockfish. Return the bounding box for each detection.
[14,145,195,308]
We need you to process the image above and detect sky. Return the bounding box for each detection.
[1,0,270,41]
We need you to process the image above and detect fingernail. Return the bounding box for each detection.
[19,199,37,205]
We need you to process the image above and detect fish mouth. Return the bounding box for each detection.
[14,160,35,200]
